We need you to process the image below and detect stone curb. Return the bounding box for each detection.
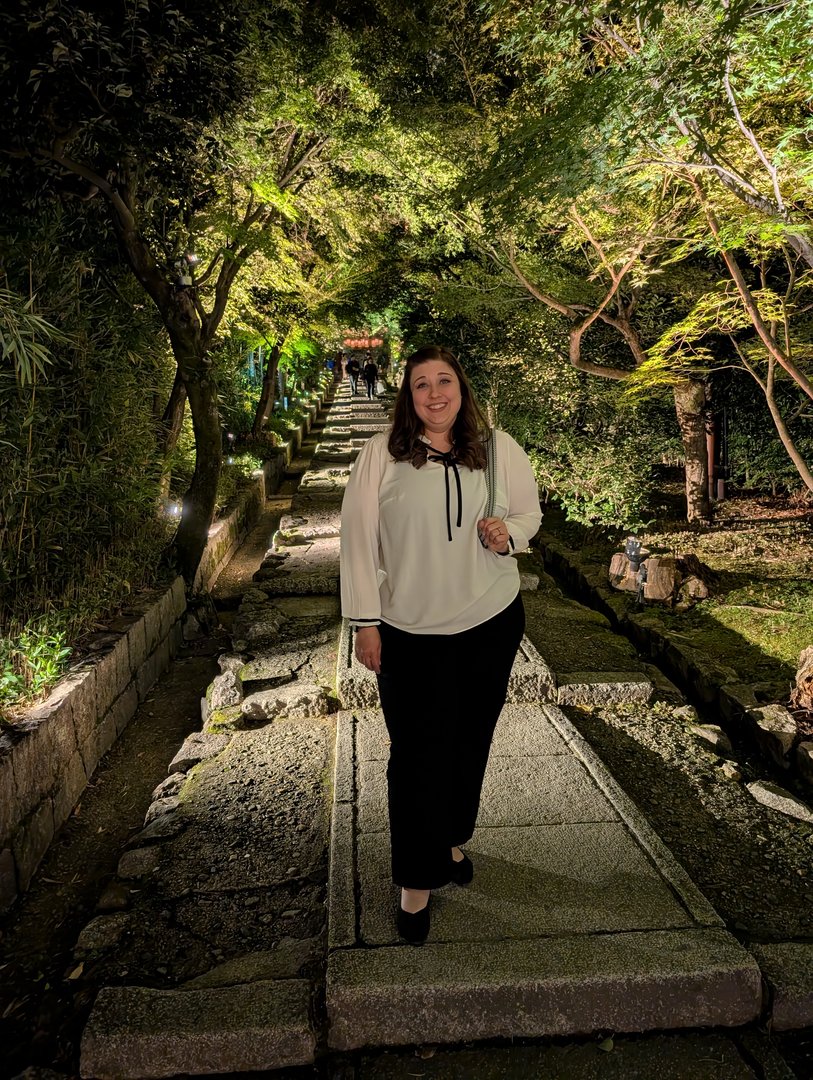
[750,942,813,1030]
[540,704,724,929]
[326,930,762,1050]
[79,979,315,1078]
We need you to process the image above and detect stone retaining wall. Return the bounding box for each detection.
[0,388,329,913]
[0,577,186,913]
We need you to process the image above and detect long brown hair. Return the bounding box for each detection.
[388,345,490,469]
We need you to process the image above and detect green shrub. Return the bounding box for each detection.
[0,617,72,720]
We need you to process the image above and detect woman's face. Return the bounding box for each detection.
[410,359,462,437]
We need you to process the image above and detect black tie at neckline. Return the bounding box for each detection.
[426,448,463,542]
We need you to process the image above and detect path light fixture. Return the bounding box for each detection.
[174,250,200,287]
[625,535,642,571]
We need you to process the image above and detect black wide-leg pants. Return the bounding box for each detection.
[375,593,525,889]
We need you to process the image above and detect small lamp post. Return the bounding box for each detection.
[174,250,200,288]
[625,535,642,572]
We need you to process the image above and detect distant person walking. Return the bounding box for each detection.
[346,356,360,395]
[363,357,378,400]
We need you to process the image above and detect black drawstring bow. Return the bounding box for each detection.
[426,448,462,542]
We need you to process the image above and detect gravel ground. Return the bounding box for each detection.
[561,698,813,941]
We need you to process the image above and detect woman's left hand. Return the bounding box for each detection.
[478,516,511,554]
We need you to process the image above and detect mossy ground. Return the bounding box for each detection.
[543,489,813,695]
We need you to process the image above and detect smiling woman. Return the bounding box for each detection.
[339,343,542,944]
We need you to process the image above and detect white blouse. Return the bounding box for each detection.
[340,429,542,634]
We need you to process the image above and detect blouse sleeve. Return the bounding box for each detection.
[500,430,542,552]
[340,433,388,625]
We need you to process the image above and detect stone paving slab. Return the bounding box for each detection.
[80,979,315,1078]
[750,942,813,1030]
[357,822,696,945]
[355,703,570,762]
[326,690,756,1048]
[356,755,620,834]
[327,930,761,1050]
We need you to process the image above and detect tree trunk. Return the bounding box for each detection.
[161,368,188,456]
[162,296,222,584]
[252,337,284,435]
[673,379,711,522]
[764,361,813,493]
[174,365,222,583]
[157,368,188,501]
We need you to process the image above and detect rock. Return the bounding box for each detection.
[182,611,203,642]
[96,881,133,912]
[242,682,330,722]
[747,704,797,769]
[241,587,271,605]
[644,556,680,603]
[127,814,186,846]
[181,939,320,989]
[790,646,813,711]
[746,780,813,823]
[519,573,539,591]
[151,773,186,800]
[117,847,162,880]
[79,981,315,1077]
[76,913,131,952]
[168,732,231,773]
[144,796,181,826]
[689,724,734,757]
[680,575,709,601]
[673,705,699,723]
[720,761,742,782]
[608,553,638,593]
[209,671,243,710]
[797,742,813,787]
[204,705,246,734]
[239,656,297,684]
[218,653,246,675]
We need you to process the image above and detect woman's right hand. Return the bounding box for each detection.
[354,626,382,674]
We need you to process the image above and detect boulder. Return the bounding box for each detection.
[689,724,734,757]
[241,682,330,722]
[797,742,813,787]
[644,556,680,603]
[746,780,813,823]
[209,671,243,711]
[608,553,638,593]
[747,704,797,769]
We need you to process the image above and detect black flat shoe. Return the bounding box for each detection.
[449,852,473,886]
[396,898,431,944]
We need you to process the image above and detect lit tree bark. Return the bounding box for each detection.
[672,379,712,521]
[252,336,285,435]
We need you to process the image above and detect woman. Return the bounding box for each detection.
[339,345,541,944]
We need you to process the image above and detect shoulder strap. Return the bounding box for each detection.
[485,429,497,518]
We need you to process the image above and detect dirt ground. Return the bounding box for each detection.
[0,637,224,1077]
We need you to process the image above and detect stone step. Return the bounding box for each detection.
[80,980,315,1078]
[326,931,761,1050]
[336,620,557,709]
[557,671,653,705]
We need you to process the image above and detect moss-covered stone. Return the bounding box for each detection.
[204,705,245,734]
